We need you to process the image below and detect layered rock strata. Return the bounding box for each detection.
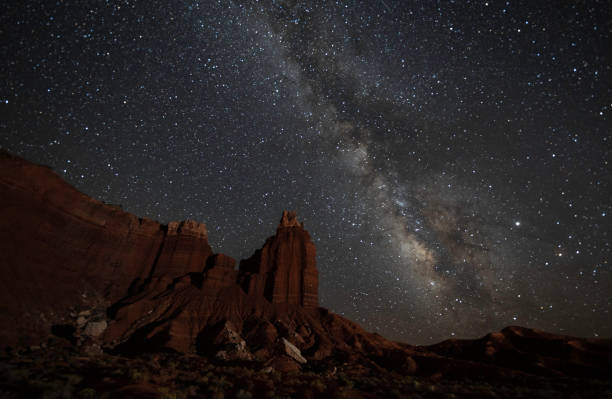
[0,152,321,356]
[103,212,325,355]
[239,210,319,308]
[2,152,611,379]
[0,153,211,347]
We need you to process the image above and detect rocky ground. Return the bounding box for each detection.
[1,342,611,399]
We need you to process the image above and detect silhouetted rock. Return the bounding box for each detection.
[427,325,612,379]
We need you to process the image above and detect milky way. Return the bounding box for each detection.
[1,1,610,344]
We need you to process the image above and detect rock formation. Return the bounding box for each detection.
[239,210,318,308]
[0,152,349,368]
[102,210,325,357]
[427,325,612,379]
[1,151,611,379]
[0,152,213,348]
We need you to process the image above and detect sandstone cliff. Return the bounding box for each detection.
[0,152,393,369]
[1,152,611,379]
[239,210,318,308]
[0,152,210,347]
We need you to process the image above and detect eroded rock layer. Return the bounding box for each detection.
[0,152,320,354]
[239,210,318,308]
[0,153,206,347]
[1,152,611,380]
[104,212,324,356]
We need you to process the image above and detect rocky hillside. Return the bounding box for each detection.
[1,151,611,381]
[0,152,399,371]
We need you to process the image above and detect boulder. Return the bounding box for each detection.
[83,320,107,337]
[205,321,253,361]
[280,338,307,364]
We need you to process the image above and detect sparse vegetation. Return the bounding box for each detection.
[1,342,611,399]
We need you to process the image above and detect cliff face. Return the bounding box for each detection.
[239,211,318,308]
[103,212,324,355]
[2,152,611,379]
[0,153,212,347]
[0,152,322,356]
[0,153,402,370]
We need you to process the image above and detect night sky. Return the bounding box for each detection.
[1,0,610,344]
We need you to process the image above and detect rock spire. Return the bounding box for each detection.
[240,210,318,308]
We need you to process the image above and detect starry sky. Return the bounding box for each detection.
[1,0,610,344]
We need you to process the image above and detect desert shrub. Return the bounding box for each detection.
[66,374,83,386]
[400,375,414,385]
[129,368,149,383]
[207,375,233,393]
[310,378,326,393]
[235,389,253,399]
[157,387,187,399]
[384,388,404,399]
[77,387,96,399]
[30,379,73,399]
[255,374,274,393]
[3,368,30,387]
[359,375,382,390]
[336,372,353,389]
[241,368,255,378]
[166,360,178,372]
[335,388,354,399]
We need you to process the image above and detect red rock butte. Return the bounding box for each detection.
[2,151,611,378]
[0,151,384,367]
